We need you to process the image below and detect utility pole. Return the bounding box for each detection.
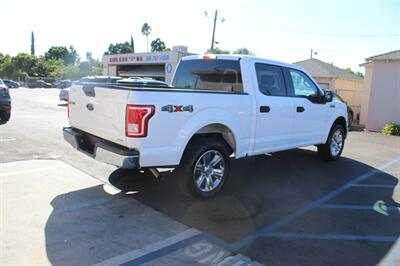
[211,10,218,51]
[205,10,224,52]
[31,31,35,56]
[310,49,318,59]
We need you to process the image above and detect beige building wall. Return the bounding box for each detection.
[360,64,373,125]
[315,77,364,122]
[314,77,335,90]
[365,61,400,131]
[333,78,364,119]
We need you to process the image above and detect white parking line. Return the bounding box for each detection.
[92,228,201,266]
[0,138,16,142]
[0,165,67,177]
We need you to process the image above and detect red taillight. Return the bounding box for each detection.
[126,105,155,137]
[67,96,70,118]
[202,55,215,60]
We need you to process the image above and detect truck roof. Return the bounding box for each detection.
[181,54,305,72]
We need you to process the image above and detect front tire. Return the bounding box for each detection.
[178,137,230,199]
[318,124,345,161]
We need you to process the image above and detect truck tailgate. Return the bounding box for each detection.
[69,85,129,146]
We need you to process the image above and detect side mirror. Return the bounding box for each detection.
[324,90,333,103]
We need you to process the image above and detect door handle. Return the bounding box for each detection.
[260,106,270,113]
[296,106,305,112]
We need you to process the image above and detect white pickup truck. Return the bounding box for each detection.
[64,55,347,198]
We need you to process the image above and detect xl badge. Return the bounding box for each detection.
[161,105,193,113]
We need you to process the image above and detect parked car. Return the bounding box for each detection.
[3,79,20,88]
[0,79,11,123]
[27,80,52,88]
[117,78,169,87]
[64,55,348,198]
[333,92,354,127]
[59,88,69,102]
[54,80,72,89]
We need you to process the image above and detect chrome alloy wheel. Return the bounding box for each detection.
[330,129,344,157]
[193,150,225,193]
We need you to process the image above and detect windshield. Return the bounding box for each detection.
[172,59,243,93]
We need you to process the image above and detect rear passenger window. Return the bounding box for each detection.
[255,63,286,96]
[172,59,243,93]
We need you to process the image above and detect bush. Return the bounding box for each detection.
[382,122,400,136]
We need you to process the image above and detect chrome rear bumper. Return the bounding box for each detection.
[63,127,139,169]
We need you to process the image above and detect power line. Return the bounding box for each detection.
[224,16,400,38]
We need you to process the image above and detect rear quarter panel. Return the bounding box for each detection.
[126,90,252,167]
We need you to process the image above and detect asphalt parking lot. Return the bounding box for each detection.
[1,88,399,266]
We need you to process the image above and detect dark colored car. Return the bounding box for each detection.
[53,79,72,89]
[27,80,53,88]
[333,93,354,127]
[0,79,11,123]
[3,79,20,88]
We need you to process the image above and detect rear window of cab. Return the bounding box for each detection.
[172,59,243,93]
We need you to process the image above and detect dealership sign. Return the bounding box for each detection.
[107,54,171,64]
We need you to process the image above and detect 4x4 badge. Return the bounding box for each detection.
[161,105,193,113]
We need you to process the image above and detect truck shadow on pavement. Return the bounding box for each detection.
[44,149,400,266]
[105,148,400,265]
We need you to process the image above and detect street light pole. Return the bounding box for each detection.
[211,10,218,51]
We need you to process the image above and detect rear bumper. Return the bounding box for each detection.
[63,127,139,169]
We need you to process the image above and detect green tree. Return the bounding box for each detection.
[141,23,151,52]
[345,67,364,78]
[33,57,63,77]
[0,54,14,79]
[64,59,102,79]
[45,46,79,65]
[12,53,39,76]
[130,35,135,53]
[355,71,364,78]
[31,31,35,55]
[205,47,230,54]
[104,42,133,55]
[62,64,80,79]
[233,47,254,55]
[150,38,166,52]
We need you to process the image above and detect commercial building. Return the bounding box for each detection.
[295,58,364,122]
[360,50,400,131]
[102,46,192,83]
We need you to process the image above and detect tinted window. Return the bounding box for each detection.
[172,59,243,93]
[255,63,286,96]
[289,69,318,98]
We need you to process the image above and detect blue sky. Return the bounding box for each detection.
[0,0,399,71]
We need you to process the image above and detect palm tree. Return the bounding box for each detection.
[141,23,152,52]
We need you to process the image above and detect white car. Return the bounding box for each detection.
[59,88,69,102]
[64,55,348,198]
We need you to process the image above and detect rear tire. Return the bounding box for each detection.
[177,137,230,199]
[0,111,10,123]
[318,123,345,161]
[348,112,353,128]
